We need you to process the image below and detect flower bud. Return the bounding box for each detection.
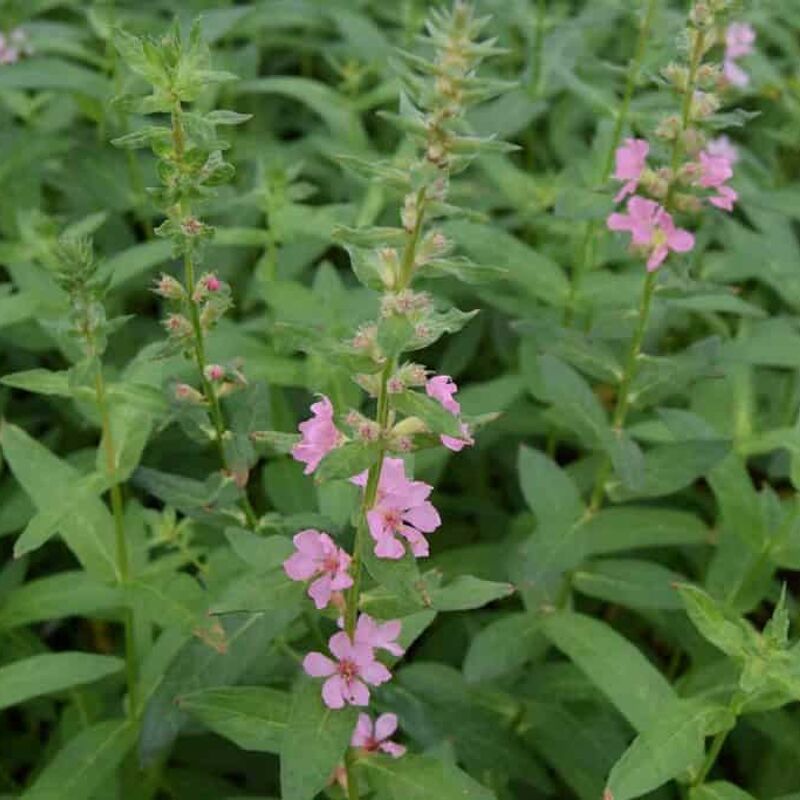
[154,273,185,300]
[175,383,204,403]
[204,364,225,382]
[673,193,703,214]
[401,193,418,233]
[392,416,429,437]
[690,90,720,120]
[181,217,205,237]
[655,114,681,140]
[689,2,712,27]
[662,63,688,91]
[163,313,193,339]
[376,248,400,289]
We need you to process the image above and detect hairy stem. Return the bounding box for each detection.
[171,101,258,529]
[94,364,139,717]
[588,15,703,513]
[345,359,393,638]
[563,0,658,326]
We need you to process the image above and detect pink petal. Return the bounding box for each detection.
[400,526,430,558]
[329,631,355,661]
[293,529,326,557]
[403,501,441,533]
[646,244,668,272]
[607,212,632,232]
[668,229,695,253]
[303,652,336,678]
[283,552,319,582]
[374,534,405,560]
[380,741,406,758]
[351,713,373,747]
[322,675,347,709]
[374,713,399,741]
[308,575,333,609]
[346,678,371,706]
[361,661,392,686]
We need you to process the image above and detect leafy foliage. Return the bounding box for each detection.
[0,1,799,799]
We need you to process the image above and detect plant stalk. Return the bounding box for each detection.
[94,364,139,718]
[171,101,258,529]
[563,0,658,326]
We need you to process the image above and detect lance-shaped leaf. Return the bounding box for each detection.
[390,389,464,439]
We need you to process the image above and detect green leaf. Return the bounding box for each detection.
[708,454,766,551]
[210,569,305,615]
[517,445,584,529]
[139,610,297,765]
[0,57,109,99]
[390,390,464,439]
[463,612,542,682]
[606,700,734,800]
[179,686,290,753]
[580,507,710,555]
[609,440,731,501]
[676,584,750,658]
[1,369,72,397]
[225,529,293,571]
[541,611,677,731]
[573,558,685,610]
[378,314,416,359]
[554,187,615,220]
[316,441,381,482]
[0,652,124,711]
[690,782,758,800]
[0,571,121,630]
[280,679,357,800]
[22,719,135,800]
[430,575,514,611]
[359,753,496,800]
[0,423,118,580]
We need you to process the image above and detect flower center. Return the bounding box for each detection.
[338,658,359,681]
[383,509,402,532]
[651,228,668,248]
[322,554,339,574]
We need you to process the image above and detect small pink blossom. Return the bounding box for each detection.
[696,150,733,189]
[351,713,406,758]
[607,196,695,272]
[204,364,225,382]
[203,274,222,292]
[724,22,756,88]
[709,185,738,212]
[612,138,649,203]
[303,631,392,709]
[352,458,441,559]
[292,395,343,475]
[425,375,474,452]
[284,529,353,610]
[355,613,404,657]
[707,136,739,165]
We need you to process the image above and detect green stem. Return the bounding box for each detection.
[345,359,393,637]
[94,364,139,718]
[171,101,257,530]
[398,187,427,291]
[345,751,360,800]
[563,0,658,326]
[693,729,729,787]
[589,270,656,512]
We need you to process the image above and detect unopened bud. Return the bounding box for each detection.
[175,383,204,403]
[401,193,418,232]
[163,313,193,338]
[655,114,681,140]
[673,193,703,213]
[181,217,205,236]
[376,248,399,289]
[392,417,428,437]
[662,63,688,91]
[352,324,377,351]
[691,90,720,120]
[689,2,712,27]
[387,376,405,394]
[204,364,225,382]
[154,273,185,300]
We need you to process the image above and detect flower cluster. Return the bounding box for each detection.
[278,2,504,774]
[0,28,32,65]
[606,6,755,271]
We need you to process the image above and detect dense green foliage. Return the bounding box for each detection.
[1,1,800,799]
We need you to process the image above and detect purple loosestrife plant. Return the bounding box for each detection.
[267,2,515,796]
[112,21,259,528]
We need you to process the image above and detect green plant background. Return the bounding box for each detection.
[1,1,800,799]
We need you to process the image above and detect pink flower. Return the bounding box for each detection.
[425,375,474,452]
[709,185,738,212]
[204,364,225,382]
[607,196,695,272]
[696,150,733,189]
[612,138,650,203]
[284,529,353,610]
[303,631,392,709]
[203,274,222,292]
[724,22,755,88]
[351,713,406,758]
[352,458,441,559]
[707,136,739,165]
[292,395,343,475]
[355,613,404,657]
